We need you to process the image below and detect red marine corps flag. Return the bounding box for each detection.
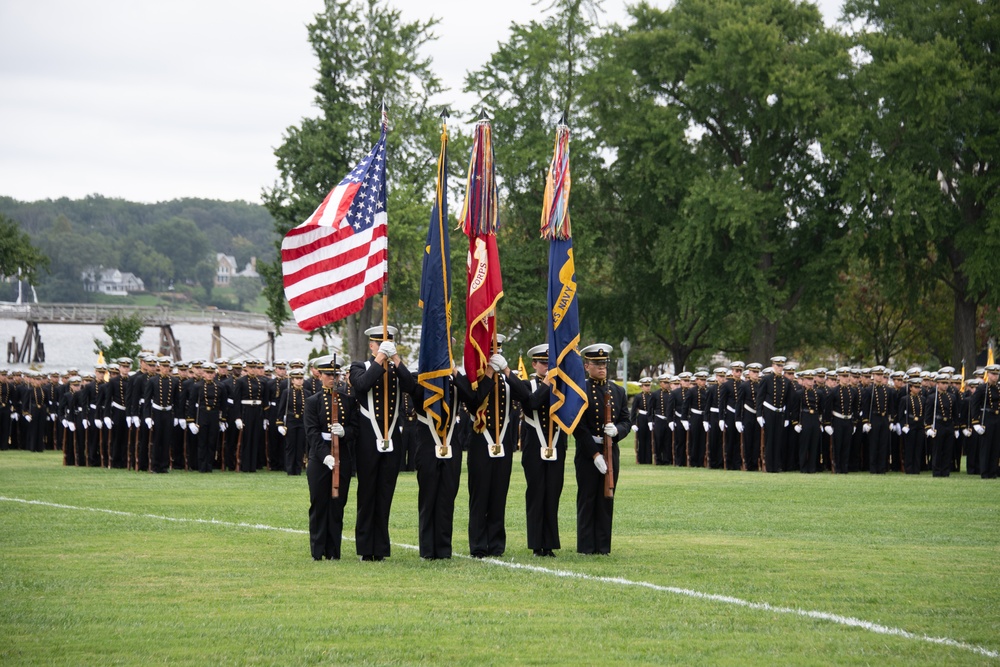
[280,111,389,331]
[461,111,503,432]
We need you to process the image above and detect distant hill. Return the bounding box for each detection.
[0,195,278,304]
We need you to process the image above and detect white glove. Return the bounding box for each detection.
[926,428,936,439]
[81,419,88,429]
[603,423,617,438]
[892,424,901,435]
[24,414,32,423]
[668,422,675,432]
[785,420,791,428]
[794,424,802,433]
[94,419,102,430]
[824,425,833,436]
[631,424,639,433]
[378,340,397,358]
[263,419,269,430]
[702,421,710,433]
[145,417,154,429]
[235,419,244,430]
[735,422,744,434]
[68,422,76,432]
[974,425,985,435]
[954,430,960,439]
[593,454,608,474]
[62,419,70,429]
[902,425,910,435]
[488,353,507,372]
[189,423,200,435]
[277,426,287,436]
[332,422,345,437]
[104,417,112,429]
[851,426,856,434]
[10,413,17,422]
[220,422,228,432]
[757,416,765,428]
[125,416,133,428]
[719,420,726,432]
[323,454,335,470]
[962,428,971,438]
[174,418,181,428]
[862,423,871,433]
[50,413,57,422]
[648,422,654,431]
[681,420,690,431]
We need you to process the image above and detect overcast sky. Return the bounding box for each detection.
[0,0,843,205]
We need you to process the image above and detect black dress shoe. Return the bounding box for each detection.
[545,550,556,557]
[533,549,544,557]
[360,555,374,562]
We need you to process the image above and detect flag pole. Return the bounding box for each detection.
[380,100,391,450]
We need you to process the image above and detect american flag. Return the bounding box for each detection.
[281,125,388,331]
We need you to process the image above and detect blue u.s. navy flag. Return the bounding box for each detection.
[542,123,587,433]
[417,120,453,439]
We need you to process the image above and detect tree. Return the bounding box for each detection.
[148,216,212,285]
[0,213,49,284]
[261,0,444,362]
[840,0,1000,372]
[93,313,144,362]
[617,0,854,361]
[230,275,262,311]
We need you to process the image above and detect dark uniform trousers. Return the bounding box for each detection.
[457,371,528,558]
[867,416,891,474]
[415,424,463,559]
[350,357,416,559]
[575,379,628,555]
[520,379,567,553]
[304,388,355,560]
[798,412,822,473]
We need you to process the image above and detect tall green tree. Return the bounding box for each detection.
[841,0,1000,370]
[617,0,853,362]
[261,0,444,362]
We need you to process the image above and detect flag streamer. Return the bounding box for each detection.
[543,122,587,434]
[417,119,454,440]
[462,115,504,432]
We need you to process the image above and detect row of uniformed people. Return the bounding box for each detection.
[630,358,1000,479]
[305,328,628,562]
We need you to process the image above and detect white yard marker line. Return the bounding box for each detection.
[4,495,997,660]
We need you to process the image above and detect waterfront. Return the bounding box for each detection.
[0,319,340,370]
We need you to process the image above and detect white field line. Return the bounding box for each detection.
[3,495,997,660]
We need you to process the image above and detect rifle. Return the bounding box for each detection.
[603,387,615,499]
[331,391,341,499]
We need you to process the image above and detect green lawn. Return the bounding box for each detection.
[2,445,998,666]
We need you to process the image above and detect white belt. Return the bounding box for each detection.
[655,414,669,420]
[151,402,172,411]
[241,400,262,406]
[727,405,736,413]
[763,401,784,413]
[744,404,756,414]
[592,436,603,444]
[709,407,719,413]
[112,401,126,411]
[690,408,703,415]
[833,411,852,420]
[321,432,332,441]
[638,410,648,415]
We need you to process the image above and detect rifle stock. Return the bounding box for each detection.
[603,387,615,499]
[331,392,341,499]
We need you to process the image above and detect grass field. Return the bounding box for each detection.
[2,445,999,666]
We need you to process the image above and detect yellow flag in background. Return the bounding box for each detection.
[518,355,528,380]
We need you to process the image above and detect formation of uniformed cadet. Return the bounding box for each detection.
[516,344,568,557]
[185,362,229,473]
[630,377,654,464]
[574,344,629,555]
[304,354,355,560]
[685,371,709,467]
[454,334,530,559]
[349,325,416,561]
[971,363,1000,479]
[650,374,673,465]
[233,359,270,472]
[276,365,309,475]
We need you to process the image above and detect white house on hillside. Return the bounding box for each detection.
[81,268,145,295]
[216,253,259,286]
